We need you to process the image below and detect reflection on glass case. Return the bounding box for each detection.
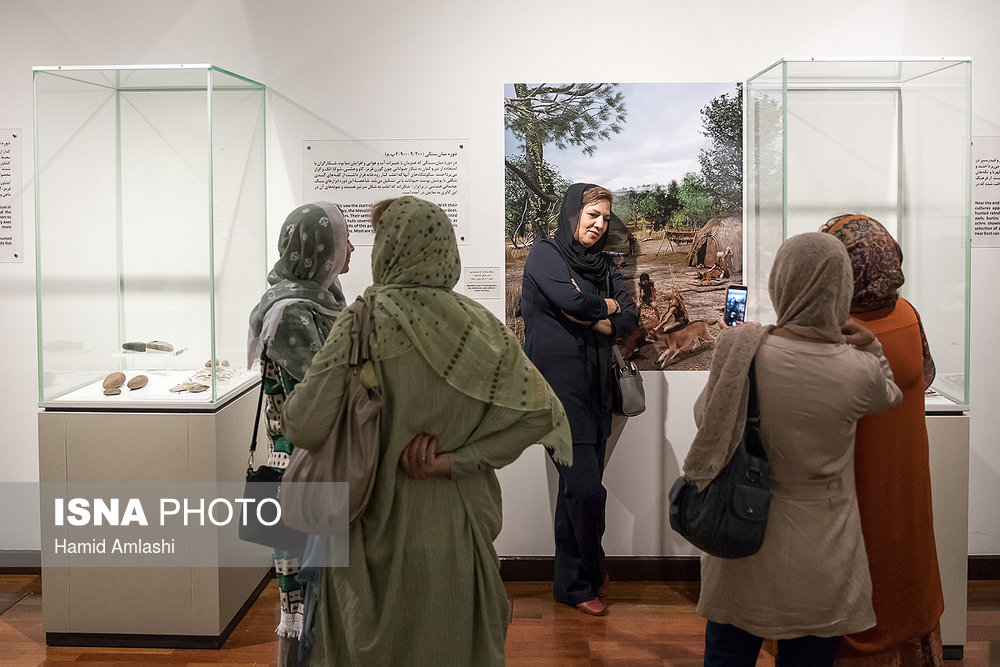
[34,65,266,409]
[745,59,971,409]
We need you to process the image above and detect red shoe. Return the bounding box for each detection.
[576,598,606,616]
[597,573,610,599]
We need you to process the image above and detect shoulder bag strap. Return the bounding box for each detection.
[348,295,374,367]
[612,343,626,369]
[744,358,766,459]
[747,358,759,419]
[247,378,266,468]
[356,296,373,363]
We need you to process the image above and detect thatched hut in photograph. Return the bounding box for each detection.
[686,216,743,272]
[602,212,632,255]
[603,213,637,300]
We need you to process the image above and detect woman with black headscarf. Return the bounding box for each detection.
[521,183,638,615]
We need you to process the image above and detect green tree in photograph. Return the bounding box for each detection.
[672,173,715,229]
[698,83,743,215]
[505,154,568,245]
[639,184,681,231]
[614,188,645,226]
[745,88,783,206]
[505,83,627,240]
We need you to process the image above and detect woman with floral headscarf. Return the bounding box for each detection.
[687,233,902,666]
[520,183,638,616]
[822,214,945,667]
[282,196,571,666]
[247,201,354,663]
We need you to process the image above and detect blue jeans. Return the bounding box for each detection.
[704,620,841,667]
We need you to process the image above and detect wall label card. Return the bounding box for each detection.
[462,266,501,300]
[974,136,1000,248]
[0,129,22,263]
[303,139,470,245]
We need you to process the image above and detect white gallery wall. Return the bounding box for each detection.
[1,0,998,557]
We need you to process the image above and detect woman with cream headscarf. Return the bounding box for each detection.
[823,214,944,667]
[247,201,354,664]
[687,233,902,667]
[282,196,571,666]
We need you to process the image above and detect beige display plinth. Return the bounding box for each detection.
[38,385,271,648]
[927,413,970,659]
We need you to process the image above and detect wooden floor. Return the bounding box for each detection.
[1,574,998,665]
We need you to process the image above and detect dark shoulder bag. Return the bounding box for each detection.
[668,359,771,558]
[238,380,309,551]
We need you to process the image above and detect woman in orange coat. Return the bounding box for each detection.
[823,214,944,666]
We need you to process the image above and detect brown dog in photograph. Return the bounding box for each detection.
[646,319,716,368]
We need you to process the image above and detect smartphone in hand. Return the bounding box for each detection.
[723,285,748,327]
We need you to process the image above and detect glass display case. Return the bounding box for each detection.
[34,65,266,409]
[745,59,971,409]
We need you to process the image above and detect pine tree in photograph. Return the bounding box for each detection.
[505,83,627,240]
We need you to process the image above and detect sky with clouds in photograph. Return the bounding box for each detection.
[504,82,738,192]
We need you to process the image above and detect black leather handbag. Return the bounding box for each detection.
[238,381,308,552]
[668,360,771,559]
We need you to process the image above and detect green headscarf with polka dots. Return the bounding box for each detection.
[315,196,571,462]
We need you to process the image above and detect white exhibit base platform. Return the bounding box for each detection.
[927,413,970,658]
[37,384,272,647]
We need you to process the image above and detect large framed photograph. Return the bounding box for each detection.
[505,82,743,370]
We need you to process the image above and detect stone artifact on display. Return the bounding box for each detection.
[169,381,210,393]
[126,375,148,390]
[102,372,149,396]
[103,372,126,390]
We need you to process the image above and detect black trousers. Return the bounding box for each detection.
[550,439,608,606]
[704,620,841,667]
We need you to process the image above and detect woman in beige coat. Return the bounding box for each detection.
[685,233,903,666]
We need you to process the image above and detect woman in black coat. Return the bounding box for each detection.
[521,183,638,615]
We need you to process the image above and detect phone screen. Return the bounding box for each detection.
[723,285,748,327]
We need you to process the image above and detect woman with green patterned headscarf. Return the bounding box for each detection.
[247,201,354,663]
[282,196,571,666]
